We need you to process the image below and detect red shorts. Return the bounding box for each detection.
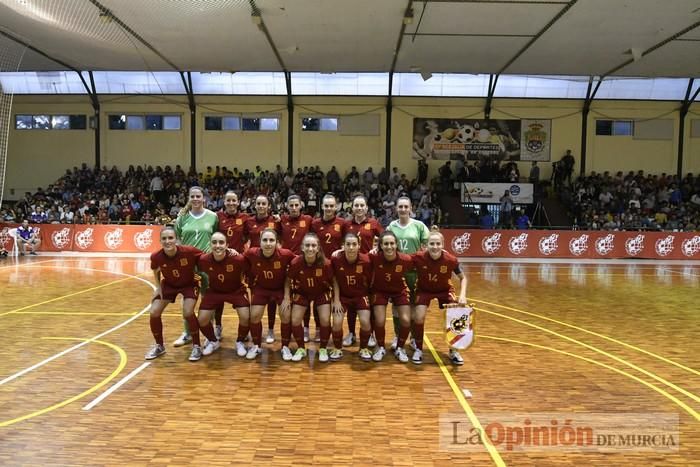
[199,289,250,310]
[340,296,371,312]
[292,290,332,307]
[414,289,456,308]
[372,290,410,307]
[251,288,285,306]
[157,282,198,302]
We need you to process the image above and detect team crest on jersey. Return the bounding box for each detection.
[226,264,234,272]
[355,265,363,273]
[440,265,448,274]
[364,224,371,230]
[274,261,281,269]
[300,221,307,228]
[395,265,403,273]
[315,268,322,277]
[236,219,243,225]
[268,222,275,228]
[180,258,188,266]
[334,224,341,231]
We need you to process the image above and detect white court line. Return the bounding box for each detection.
[0,266,155,386]
[82,362,151,411]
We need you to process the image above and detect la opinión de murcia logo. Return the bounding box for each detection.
[538,233,559,256]
[569,234,589,256]
[508,233,529,255]
[451,232,471,254]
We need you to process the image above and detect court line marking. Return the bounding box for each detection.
[470,298,700,377]
[0,274,148,317]
[474,306,700,406]
[424,335,506,467]
[14,311,137,316]
[476,334,700,422]
[82,362,151,411]
[0,337,127,427]
[0,259,59,270]
[0,266,154,386]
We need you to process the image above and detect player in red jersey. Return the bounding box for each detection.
[279,194,317,342]
[245,194,281,344]
[214,190,249,340]
[331,232,373,361]
[413,229,468,365]
[341,194,383,346]
[286,233,337,362]
[196,232,253,359]
[244,228,294,359]
[312,193,347,258]
[145,226,204,361]
[369,230,415,363]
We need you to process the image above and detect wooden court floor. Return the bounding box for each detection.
[0,257,698,466]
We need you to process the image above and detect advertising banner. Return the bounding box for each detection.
[462,183,534,204]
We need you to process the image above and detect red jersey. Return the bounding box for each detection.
[312,216,347,257]
[344,217,383,254]
[150,245,202,288]
[197,252,248,294]
[413,251,461,293]
[244,247,295,290]
[217,210,248,251]
[287,256,334,298]
[369,252,414,295]
[279,214,313,254]
[331,253,372,298]
[245,215,279,248]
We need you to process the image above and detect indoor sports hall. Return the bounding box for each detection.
[1,1,700,465]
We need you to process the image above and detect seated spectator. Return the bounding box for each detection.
[16,219,41,255]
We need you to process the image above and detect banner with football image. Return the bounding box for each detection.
[412,118,551,162]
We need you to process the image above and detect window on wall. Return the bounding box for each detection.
[108,114,181,130]
[595,119,634,136]
[241,117,279,131]
[15,114,87,130]
[302,117,338,131]
[204,116,241,131]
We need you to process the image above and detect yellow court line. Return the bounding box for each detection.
[423,335,506,467]
[0,337,127,428]
[13,311,136,316]
[474,306,700,406]
[470,298,700,377]
[477,334,700,422]
[0,275,140,317]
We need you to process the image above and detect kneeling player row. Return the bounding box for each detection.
[145,226,467,365]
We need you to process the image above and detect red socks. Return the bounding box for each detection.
[281,322,292,347]
[185,314,201,346]
[292,325,305,349]
[332,329,343,349]
[200,322,217,343]
[319,325,331,347]
[374,325,385,348]
[347,309,357,335]
[268,302,277,330]
[251,321,263,346]
[359,329,371,348]
[396,325,410,348]
[413,322,425,350]
[150,316,163,345]
[237,324,250,343]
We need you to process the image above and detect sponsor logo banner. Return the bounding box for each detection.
[462,182,534,204]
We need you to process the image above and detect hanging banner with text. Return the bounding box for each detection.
[462,182,534,204]
[412,118,551,162]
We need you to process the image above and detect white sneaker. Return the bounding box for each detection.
[329,348,343,360]
[411,349,423,365]
[173,332,192,347]
[390,336,398,350]
[281,346,293,361]
[202,339,221,356]
[145,344,166,360]
[235,341,247,357]
[246,344,262,360]
[266,329,275,344]
[359,348,372,361]
[395,347,409,363]
[342,332,356,347]
[368,333,377,348]
[318,348,329,362]
[215,325,223,340]
[313,328,320,343]
[303,327,310,343]
[409,338,417,351]
[189,345,203,361]
[372,346,386,362]
[449,349,464,365]
[292,347,307,362]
